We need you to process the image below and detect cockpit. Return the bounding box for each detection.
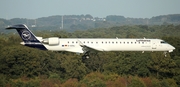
[160,41,168,44]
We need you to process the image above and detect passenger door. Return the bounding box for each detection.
[152,42,157,49]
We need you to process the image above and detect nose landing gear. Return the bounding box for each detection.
[163,52,167,57]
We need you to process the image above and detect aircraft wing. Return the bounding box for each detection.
[77,39,105,53]
[83,45,105,51]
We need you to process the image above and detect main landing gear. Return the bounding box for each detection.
[82,51,90,60]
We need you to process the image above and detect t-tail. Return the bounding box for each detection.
[6,24,47,50]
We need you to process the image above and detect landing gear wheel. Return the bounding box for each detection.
[82,51,90,60]
[86,55,90,59]
[163,52,167,57]
[82,54,90,59]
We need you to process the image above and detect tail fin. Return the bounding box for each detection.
[6,24,47,50]
[6,24,39,42]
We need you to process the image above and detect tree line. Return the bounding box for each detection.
[0,14,180,32]
[0,25,180,87]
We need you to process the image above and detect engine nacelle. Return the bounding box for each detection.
[43,37,59,46]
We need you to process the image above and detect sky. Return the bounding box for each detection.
[0,0,180,19]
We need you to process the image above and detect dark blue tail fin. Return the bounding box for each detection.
[6,24,38,42]
[6,24,47,50]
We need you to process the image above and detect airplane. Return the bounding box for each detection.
[6,24,175,59]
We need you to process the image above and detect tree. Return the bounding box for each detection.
[148,52,177,78]
[58,54,88,79]
[128,77,146,87]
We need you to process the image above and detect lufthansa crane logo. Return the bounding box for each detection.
[21,31,31,40]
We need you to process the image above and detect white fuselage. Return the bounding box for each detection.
[42,38,175,53]
[7,24,175,54]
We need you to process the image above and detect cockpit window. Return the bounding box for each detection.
[161,41,167,44]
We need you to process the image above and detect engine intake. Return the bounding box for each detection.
[43,37,59,46]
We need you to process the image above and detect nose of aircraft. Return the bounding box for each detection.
[168,45,175,52]
[172,46,175,50]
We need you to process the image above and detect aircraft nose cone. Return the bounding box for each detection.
[169,44,175,50]
[172,46,175,50]
[168,45,175,52]
[170,45,175,50]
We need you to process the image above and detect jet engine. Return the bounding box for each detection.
[43,37,59,45]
